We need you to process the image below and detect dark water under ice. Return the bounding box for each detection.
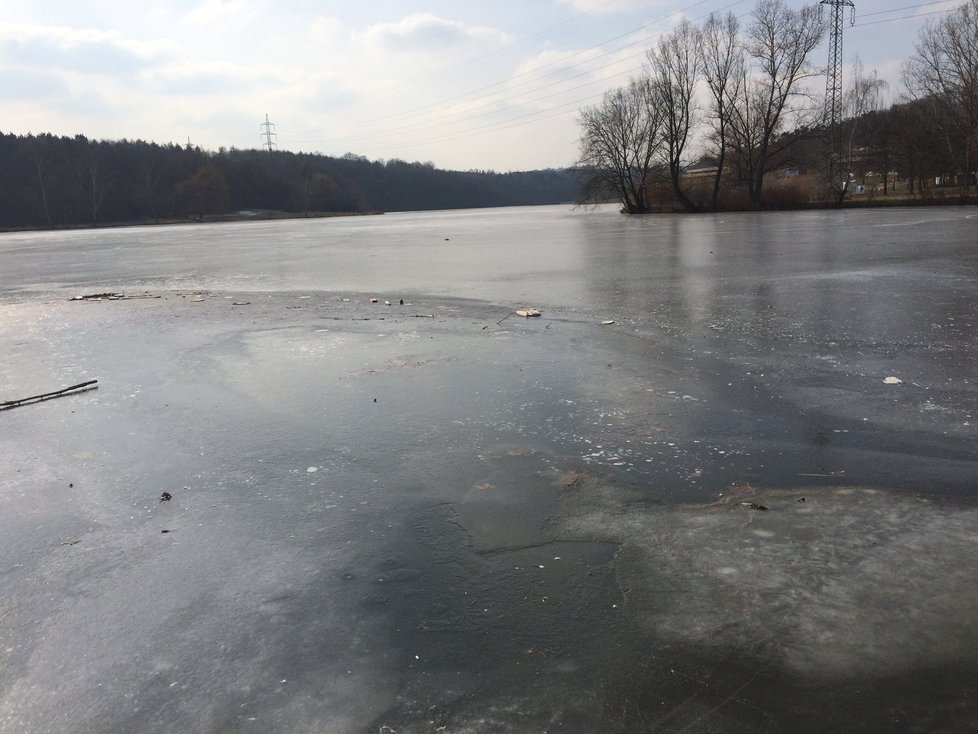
[1,205,976,732]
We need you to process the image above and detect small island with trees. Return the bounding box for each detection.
[577,0,978,213]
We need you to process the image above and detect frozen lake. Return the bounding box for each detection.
[1,205,977,731]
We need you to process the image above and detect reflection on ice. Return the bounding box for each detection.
[559,484,978,679]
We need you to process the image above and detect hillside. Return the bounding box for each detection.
[0,132,582,230]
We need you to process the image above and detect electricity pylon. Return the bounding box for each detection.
[821,0,855,198]
[260,114,277,154]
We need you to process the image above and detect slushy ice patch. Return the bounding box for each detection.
[559,484,978,680]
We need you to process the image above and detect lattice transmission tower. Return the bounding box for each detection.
[822,0,855,132]
[260,114,277,154]
[821,0,855,189]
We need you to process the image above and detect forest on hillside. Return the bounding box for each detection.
[0,134,582,230]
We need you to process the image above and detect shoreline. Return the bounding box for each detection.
[646,192,978,214]
[5,192,978,234]
[0,208,384,235]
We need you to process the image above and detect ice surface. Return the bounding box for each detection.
[559,483,978,680]
[2,206,977,731]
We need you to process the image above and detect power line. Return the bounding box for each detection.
[858,1,958,19]
[365,97,595,158]
[285,0,746,140]
[275,0,949,165]
[304,48,647,146]
[428,0,628,78]
[402,0,948,159]
[852,7,957,28]
[287,0,630,140]
[287,1,757,159]
[305,1,752,150]
[291,64,630,154]
[229,1,948,165]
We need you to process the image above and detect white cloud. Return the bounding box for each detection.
[311,16,346,42]
[183,0,263,27]
[0,67,69,100]
[142,60,254,94]
[362,13,512,54]
[0,23,176,76]
[555,0,664,15]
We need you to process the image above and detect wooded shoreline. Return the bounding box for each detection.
[5,194,977,235]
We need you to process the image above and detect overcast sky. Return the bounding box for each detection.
[0,1,964,171]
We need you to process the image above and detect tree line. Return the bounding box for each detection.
[0,134,581,230]
[577,0,978,213]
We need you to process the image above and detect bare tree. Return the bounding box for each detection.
[837,58,888,200]
[699,11,743,210]
[726,0,825,208]
[903,0,978,188]
[75,143,112,225]
[25,139,54,227]
[577,78,664,213]
[646,19,702,212]
[135,155,170,224]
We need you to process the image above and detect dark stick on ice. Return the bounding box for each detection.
[0,380,99,411]
[70,293,123,301]
[496,312,514,326]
